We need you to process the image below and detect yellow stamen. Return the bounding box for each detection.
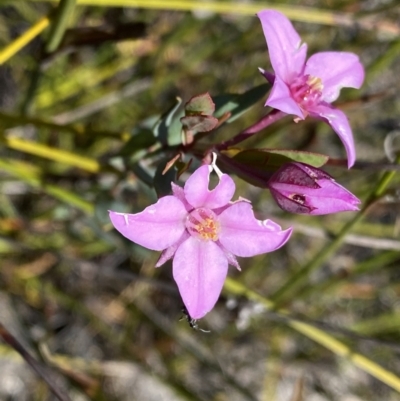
[307,75,324,91]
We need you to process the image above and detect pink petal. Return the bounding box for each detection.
[257,10,307,83]
[155,231,190,267]
[218,201,292,257]
[305,52,364,103]
[173,237,228,319]
[109,196,187,251]
[171,182,192,212]
[217,242,241,270]
[266,75,304,118]
[310,104,356,168]
[184,165,235,209]
[306,179,360,215]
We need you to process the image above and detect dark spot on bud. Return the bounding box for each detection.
[290,194,306,205]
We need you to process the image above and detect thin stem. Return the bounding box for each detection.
[327,158,400,172]
[22,0,76,114]
[0,15,50,65]
[20,63,43,115]
[223,277,400,393]
[17,1,356,28]
[270,156,400,306]
[0,323,72,401]
[45,0,76,53]
[218,109,286,150]
[0,110,129,140]
[4,136,100,173]
[0,158,93,214]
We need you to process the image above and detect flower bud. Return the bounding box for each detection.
[267,162,360,215]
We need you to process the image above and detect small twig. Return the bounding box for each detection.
[0,15,50,65]
[264,310,400,354]
[52,79,152,124]
[274,218,400,250]
[217,109,287,150]
[328,158,400,172]
[45,0,76,53]
[0,323,72,401]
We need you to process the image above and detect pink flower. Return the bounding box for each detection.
[257,10,365,168]
[109,162,292,319]
[268,162,360,215]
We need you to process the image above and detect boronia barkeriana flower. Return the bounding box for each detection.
[257,10,365,168]
[109,159,292,319]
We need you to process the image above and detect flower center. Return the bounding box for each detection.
[186,208,220,241]
[289,74,323,111]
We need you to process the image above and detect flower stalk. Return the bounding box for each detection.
[217,109,286,150]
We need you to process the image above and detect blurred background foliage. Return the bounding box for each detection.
[0,1,400,400]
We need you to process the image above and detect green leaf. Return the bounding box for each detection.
[185,93,215,116]
[213,83,270,123]
[131,163,154,187]
[267,149,329,167]
[153,97,184,146]
[232,148,328,168]
[220,148,329,188]
[119,129,157,157]
[153,158,177,197]
[180,115,218,134]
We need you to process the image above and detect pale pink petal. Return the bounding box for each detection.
[305,52,364,103]
[173,237,228,319]
[266,75,304,118]
[310,103,356,168]
[218,202,292,257]
[171,182,192,211]
[184,165,235,209]
[305,179,360,214]
[155,231,190,267]
[257,10,307,82]
[109,196,187,251]
[217,242,241,270]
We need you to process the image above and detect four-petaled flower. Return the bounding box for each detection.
[109,162,292,319]
[267,162,360,215]
[258,10,365,168]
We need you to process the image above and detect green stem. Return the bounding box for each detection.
[45,0,76,53]
[22,0,76,114]
[4,136,100,173]
[0,158,93,215]
[0,15,50,64]
[297,250,400,300]
[0,111,129,140]
[270,156,400,306]
[224,277,400,393]
[20,63,43,116]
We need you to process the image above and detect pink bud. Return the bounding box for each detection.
[268,162,360,215]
